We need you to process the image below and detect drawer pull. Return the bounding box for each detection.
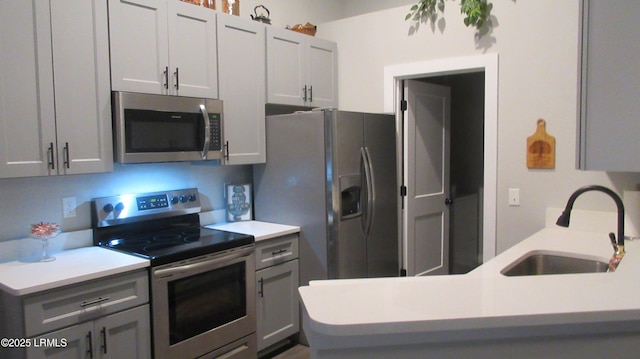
[100,327,107,354]
[80,296,110,308]
[86,332,93,359]
[272,249,287,256]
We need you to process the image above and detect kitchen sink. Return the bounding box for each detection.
[501,251,609,276]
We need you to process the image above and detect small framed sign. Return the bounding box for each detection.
[226,184,252,222]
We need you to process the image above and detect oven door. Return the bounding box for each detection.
[151,245,255,359]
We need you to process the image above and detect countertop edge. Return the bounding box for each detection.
[3,261,149,296]
[298,227,640,340]
[0,247,150,296]
[207,220,301,241]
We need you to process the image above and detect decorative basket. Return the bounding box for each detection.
[287,23,317,36]
[180,0,215,10]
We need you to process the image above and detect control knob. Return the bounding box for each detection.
[114,202,124,212]
[170,196,179,205]
[188,194,197,202]
[179,195,187,203]
[103,203,114,213]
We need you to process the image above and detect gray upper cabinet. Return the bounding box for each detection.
[217,13,266,165]
[578,0,640,171]
[266,27,338,108]
[109,0,218,98]
[0,0,113,178]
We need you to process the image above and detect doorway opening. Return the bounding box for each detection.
[384,54,498,275]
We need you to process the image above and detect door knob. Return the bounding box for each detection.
[445,198,453,205]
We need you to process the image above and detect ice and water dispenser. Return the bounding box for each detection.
[340,174,362,219]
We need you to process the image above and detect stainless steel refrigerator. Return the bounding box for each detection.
[253,109,399,286]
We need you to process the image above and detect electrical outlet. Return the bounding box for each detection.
[63,197,77,218]
[508,188,520,206]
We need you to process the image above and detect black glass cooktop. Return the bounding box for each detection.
[94,213,254,266]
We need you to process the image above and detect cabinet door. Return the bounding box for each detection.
[0,0,56,178]
[167,1,218,98]
[50,0,113,175]
[307,37,338,108]
[579,0,640,171]
[27,322,93,359]
[256,259,299,351]
[109,0,169,94]
[217,13,266,164]
[95,305,151,359]
[266,27,306,106]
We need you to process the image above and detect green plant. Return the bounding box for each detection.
[406,0,494,30]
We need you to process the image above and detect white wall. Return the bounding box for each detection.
[315,0,640,253]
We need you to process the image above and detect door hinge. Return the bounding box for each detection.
[400,100,407,111]
[400,185,407,197]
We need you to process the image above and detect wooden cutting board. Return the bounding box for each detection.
[527,119,555,169]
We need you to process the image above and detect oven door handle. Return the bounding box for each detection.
[200,104,210,160]
[153,246,253,278]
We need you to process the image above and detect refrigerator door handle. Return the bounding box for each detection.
[361,147,375,240]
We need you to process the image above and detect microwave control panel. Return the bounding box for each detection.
[209,113,222,151]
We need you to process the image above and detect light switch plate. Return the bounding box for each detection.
[63,197,77,218]
[508,188,520,206]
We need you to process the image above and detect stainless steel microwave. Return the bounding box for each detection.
[112,91,224,163]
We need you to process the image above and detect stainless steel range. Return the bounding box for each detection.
[92,188,256,359]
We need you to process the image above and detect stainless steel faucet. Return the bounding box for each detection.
[556,185,626,271]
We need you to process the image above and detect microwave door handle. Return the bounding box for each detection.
[199,104,210,159]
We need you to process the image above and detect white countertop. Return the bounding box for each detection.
[208,221,300,241]
[0,220,297,297]
[0,247,149,296]
[299,227,640,340]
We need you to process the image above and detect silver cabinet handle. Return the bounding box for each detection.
[63,142,70,169]
[86,332,93,359]
[200,104,210,159]
[163,66,169,89]
[100,327,107,354]
[174,67,179,90]
[258,277,264,298]
[80,296,110,307]
[309,85,313,102]
[302,85,308,102]
[48,143,55,170]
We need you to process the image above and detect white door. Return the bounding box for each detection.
[403,80,451,276]
[168,1,218,98]
[0,0,56,178]
[307,37,338,108]
[109,0,169,95]
[51,0,113,175]
[266,27,306,106]
[217,13,266,164]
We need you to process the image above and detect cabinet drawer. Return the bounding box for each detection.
[255,234,299,270]
[23,269,148,337]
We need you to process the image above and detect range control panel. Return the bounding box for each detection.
[92,188,201,228]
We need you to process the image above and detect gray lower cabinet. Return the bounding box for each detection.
[26,305,150,359]
[255,234,300,352]
[0,270,150,359]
